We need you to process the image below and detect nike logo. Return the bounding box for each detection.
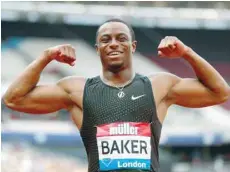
[131,94,146,100]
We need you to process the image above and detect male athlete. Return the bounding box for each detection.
[3,19,230,172]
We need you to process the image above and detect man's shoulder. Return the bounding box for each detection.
[57,76,87,93]
[148,72,179,82]
[146,72,181,111]
[59,75,87,84]
[147,72,181,94]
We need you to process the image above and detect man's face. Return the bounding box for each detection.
[96,22,137,72]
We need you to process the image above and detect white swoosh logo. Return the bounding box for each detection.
[131,94,146,100]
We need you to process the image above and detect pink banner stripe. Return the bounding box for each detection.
[96,122,151,137]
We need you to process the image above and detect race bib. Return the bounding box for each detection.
[96,122,151,171]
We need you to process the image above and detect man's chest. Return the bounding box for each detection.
[84,86,155,125]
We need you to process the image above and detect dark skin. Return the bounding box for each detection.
[3,22,230,129]
[96,22,137,85]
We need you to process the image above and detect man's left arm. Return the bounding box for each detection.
[158,36,230,108]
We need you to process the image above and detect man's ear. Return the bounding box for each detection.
[132,41,137,53]
[95,43,99,55]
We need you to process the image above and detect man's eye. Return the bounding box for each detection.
[100,38,109,43]
[119,37,127,42]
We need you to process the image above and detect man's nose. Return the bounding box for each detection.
[109,39,119,49]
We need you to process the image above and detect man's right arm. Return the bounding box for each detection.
[3,44,76,114]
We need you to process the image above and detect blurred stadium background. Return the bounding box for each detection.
[1,1,230,172]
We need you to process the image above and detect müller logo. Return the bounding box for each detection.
[109,123,138,135]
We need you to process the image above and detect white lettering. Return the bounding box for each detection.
[118,161,146,168]
[109,123,138,135]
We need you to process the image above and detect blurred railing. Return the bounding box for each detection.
[172,161,230,172]
[2,1,230,30]
[55,1,230,9]
[2,141,230,172]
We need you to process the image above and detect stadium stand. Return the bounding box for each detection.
[1,1,230,172]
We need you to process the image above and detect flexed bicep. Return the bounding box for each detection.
[4,84,73,114]
[167,77,229,108]
[157,36,229,107]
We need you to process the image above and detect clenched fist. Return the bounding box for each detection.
[44,44,76,66]
[158,36,189,58]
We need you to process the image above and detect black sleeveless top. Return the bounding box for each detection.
[80,73,162,172]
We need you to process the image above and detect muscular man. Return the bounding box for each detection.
[3,19,230,172]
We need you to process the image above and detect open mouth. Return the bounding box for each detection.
[108,51,123,57]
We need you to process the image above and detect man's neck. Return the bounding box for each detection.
[101,68,135,87]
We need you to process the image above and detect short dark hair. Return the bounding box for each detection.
[96,18,135,43]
